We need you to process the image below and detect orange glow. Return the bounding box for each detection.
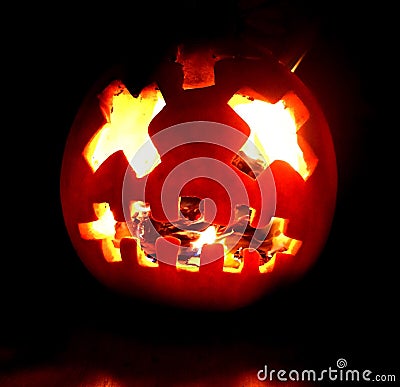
[78,81,311,270]
[190,225,218,253]
[83,80,317,180]
[78,202,116,239]
[228,90,317,180]
[78,203,122,262]
[83,82,165,177]
[259,217,302,274]
[78,202,301,272]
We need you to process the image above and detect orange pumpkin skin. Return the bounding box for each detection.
[60,49,337,311]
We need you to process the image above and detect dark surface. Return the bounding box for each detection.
[2,1,398,385]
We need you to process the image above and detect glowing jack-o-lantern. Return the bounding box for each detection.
[60,44,337,311]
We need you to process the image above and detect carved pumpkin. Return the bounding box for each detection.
[60,43,337,311]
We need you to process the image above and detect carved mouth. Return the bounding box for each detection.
[128,196,296,268]
[79,196,302,274]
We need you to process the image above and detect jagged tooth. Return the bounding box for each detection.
[155,236,180,268]
[250,167,276,229]
[242,248,261,273]
[120,237,140,265]
[200,243,224,272]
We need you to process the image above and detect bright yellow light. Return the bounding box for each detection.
[191,225,217,253]
[84,80,316,181]
[78,203,122,262]
[78,202,116,239]
[228,91,315,180]
[83,82,165,177]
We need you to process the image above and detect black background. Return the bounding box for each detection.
[2,0,398,384]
